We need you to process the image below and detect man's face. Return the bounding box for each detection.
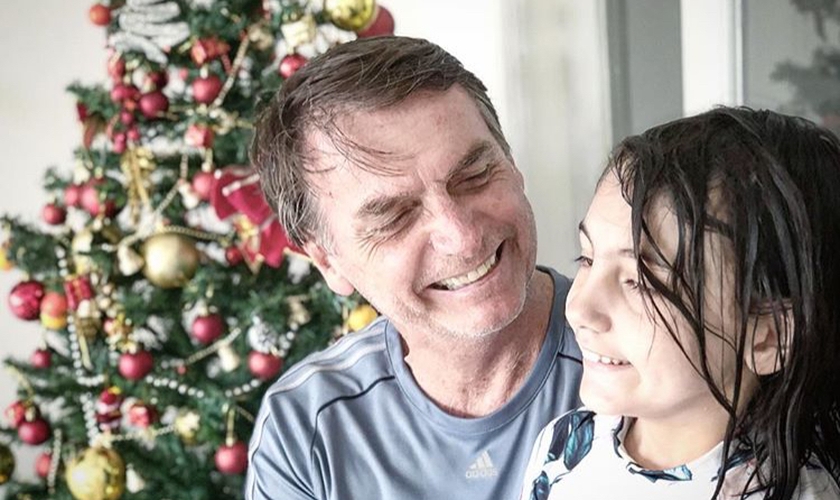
[566,172,747,422]
[303,86,538,340]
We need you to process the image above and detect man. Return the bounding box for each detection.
[246,36,582,500]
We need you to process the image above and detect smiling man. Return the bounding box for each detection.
[246,36,582,500]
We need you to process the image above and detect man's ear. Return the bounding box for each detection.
[744,304,794,376]
[302,240,356,296]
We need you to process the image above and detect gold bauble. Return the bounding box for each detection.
[65,447,125,500]
[323,0,376,31]
[141,233,200,289]
[0,442,14,485]
[346,304,378,332]
[0,245,13,271]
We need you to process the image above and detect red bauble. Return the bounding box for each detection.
[96,387,122,412]
[146,70,169,89]
[8,280,45,321]
[191,313,225,344]
[127,402,158,428]
[18,417,51,445]
[5,400,27,428]
[88,4,111,26]
[64,184,82,207]
[127,127,141,142]
[225,246,243,266]
[79,182,99,213]
[278,54,307,79]
[95,387,123,432]
[80,180,118,218]
[214,441,248,475]
[35,452,52,479]
[110,83,139,104]
[41,292,68,330]
[118,349,154,380]
[120,110,135,126]
[192,75,223,104]
[190,37,230,66]
[107,57,125,80]
[31,349,52,369]
[42,203,67,225]
[357,6,395,38]
[248,351,284,380]
[40,292,67,317]
[112,137,127,154]
[191,170,215,201]
[138,91,169,119]
[185,124,215,148]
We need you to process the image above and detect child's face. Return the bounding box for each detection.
[566,171,753,424]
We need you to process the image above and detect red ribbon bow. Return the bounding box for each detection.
[210,166,302,270]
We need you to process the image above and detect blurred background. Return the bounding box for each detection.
[1,0,836,484]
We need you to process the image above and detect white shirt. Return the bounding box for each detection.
[521,409,840,500]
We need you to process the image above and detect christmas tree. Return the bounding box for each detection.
[0,1,391,499]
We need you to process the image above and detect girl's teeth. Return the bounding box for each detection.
[582,349,628,366]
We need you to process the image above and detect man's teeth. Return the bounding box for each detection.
[436,253,497,291]
[581,348,628,366]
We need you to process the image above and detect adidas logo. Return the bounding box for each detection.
[465,450,499,479]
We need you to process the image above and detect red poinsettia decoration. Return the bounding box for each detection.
[210,166,303,272]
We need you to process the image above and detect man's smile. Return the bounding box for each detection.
[431,245,501,291]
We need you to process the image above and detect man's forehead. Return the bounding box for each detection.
[302,126,414,189]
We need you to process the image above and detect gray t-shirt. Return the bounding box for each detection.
[246,268,583,500]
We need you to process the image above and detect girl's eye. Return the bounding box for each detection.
[573,255,593,268]
[623,278,652,294]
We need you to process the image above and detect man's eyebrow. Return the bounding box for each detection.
[356,193,413,220]
[445,140,496,182]
[578,221,669,268]
[356,141,497,220]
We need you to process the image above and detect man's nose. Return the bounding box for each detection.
[565,272,612,335]
[427,198,482,255]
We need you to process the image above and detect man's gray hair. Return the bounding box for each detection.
[250,36,511,247]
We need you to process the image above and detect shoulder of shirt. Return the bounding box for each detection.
[539,266,581,362]
[258,316,393,413]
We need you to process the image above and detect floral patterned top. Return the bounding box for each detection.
[520,409,840,500]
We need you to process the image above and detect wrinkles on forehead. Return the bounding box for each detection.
[299,99,422,178]
[298,120,415,217]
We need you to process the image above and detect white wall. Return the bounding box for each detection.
[0,0,107,484]
[0,0,610,483]
[681,0,742,115]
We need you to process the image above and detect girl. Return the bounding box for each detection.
[521,108,840,499]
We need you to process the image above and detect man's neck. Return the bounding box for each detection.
[402,270,555,418]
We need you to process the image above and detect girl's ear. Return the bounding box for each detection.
[302,240,356,297]
[744,303,794,376]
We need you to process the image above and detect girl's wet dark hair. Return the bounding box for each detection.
[606,107,840,499]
